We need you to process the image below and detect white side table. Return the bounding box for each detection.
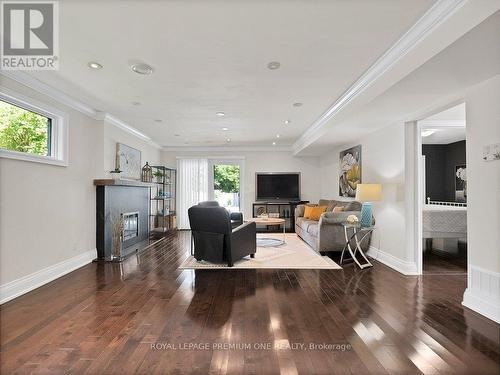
[340,223,374,269]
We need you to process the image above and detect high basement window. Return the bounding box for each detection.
[0,89,68,166]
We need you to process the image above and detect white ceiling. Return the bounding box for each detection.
[22,0,437,147]
[298,8,500,155]
[421,128,466,144]
[421,103,466,144]
[424,102,465,122]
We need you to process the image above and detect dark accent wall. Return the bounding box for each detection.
[422,140,466,202]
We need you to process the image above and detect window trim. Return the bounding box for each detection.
[0,86,68,167]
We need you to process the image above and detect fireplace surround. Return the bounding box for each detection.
[94,179,152,260]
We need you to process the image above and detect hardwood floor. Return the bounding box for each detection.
[1,231,498,375]
[423,245,467,275]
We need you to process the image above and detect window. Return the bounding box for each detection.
[0,100,52,156]
[0,88,68,166]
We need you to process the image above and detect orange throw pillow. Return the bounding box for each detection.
[303,205,316,218]
[303,205,315,219]
[305,206,327,220]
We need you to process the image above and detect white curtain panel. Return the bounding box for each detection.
[177,158,208,229]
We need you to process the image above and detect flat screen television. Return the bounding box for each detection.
[256,173,300,201]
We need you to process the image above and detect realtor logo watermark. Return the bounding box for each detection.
[1,1,59,70]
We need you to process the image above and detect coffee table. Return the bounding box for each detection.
[246,217,286,247]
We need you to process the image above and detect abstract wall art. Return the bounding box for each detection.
[116,143,141,180]
[339,145,362,197]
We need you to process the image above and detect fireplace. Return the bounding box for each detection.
[95,180,150,261]
[122,211,139,241]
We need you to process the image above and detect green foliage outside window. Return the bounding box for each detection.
[0,101,50,156]
[213,165,240,193]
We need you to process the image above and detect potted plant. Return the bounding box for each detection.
[110,167,122,180]
[153,170,164,183]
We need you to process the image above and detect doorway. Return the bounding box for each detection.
[208,159,244,214]
[418,103,467,275]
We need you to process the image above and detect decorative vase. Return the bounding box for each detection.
[111,236,122,260]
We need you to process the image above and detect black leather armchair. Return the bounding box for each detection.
[230,212,243,229]
[196,201,242,228]
[188,202,256,267]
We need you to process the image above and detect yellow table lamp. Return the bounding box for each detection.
[355,184,382,227]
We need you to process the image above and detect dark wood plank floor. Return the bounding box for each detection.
[1,231,498,375]
[423,245,467,275]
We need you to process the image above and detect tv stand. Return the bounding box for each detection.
[252,200,309,233]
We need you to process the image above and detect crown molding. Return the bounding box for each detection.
[0,71,161,149]
[292,0,467,155]
[0,71,98,118]
[104,114,161,149]
[175,155,246,160]
[162,145,292,153]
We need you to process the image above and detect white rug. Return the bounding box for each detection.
[178,234,341,269]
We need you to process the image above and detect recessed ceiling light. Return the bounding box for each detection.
[422,130,436,137]
[88,62,103,70]
[267,61,281,70]
[293,102,303,107]
[154,119,162,123]
[276,134,280,138]
[131,63,154,75]
[272,141,276,146]
[216,111,225,117]
[132,101,141,106]
[226,138,231,142]
[284,120,291,124]
[221,127,229,131]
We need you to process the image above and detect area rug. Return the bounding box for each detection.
[178,234,341,269]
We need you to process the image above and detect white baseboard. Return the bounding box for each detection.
[367,246,419,275]
[0,248,97,304]
[462,265,500,324]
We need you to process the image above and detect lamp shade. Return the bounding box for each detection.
[355,184,382,202]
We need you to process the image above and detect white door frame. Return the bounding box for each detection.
[404,121,422,274]
[415,120,425,275]
[408,101,467,275]
[207,157,245,216]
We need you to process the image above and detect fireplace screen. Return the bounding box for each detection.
[122,212,139,241]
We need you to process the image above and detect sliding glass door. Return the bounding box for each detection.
[208,159,243,213]
[176,158,208,229]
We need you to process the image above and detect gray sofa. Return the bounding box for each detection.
[295,199,372,253]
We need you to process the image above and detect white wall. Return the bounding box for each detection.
[162,150,320,218]
[464,75,500,273]
[0,77,103,290]
[319,123,409,269]
[0,76,161,302]
[461,75,500,323]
